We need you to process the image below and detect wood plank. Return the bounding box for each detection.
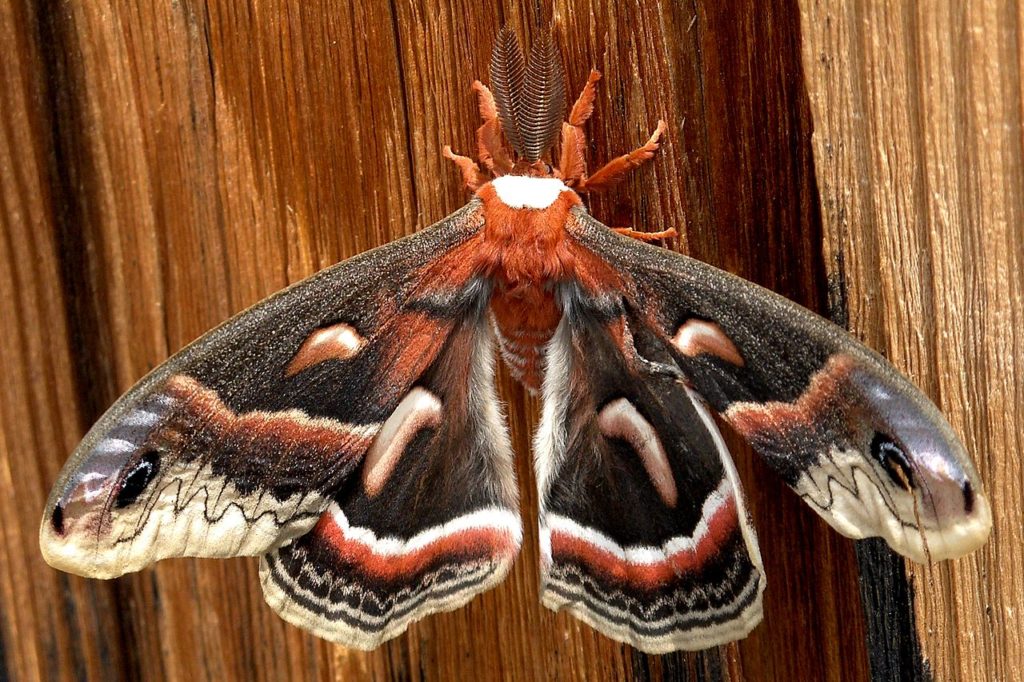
[799,1,1024,679]
[0,2,137,680]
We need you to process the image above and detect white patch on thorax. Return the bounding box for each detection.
[491,176,568,209]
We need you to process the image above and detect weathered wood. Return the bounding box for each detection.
[2,0,1015,679]
[799,1,1024,680]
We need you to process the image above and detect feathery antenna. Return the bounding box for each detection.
[521,31,566,161]
[490,27,528,159]
[489,26,566,163]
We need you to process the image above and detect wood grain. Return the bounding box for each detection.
[0,0,1014,679]
[799,1,1024,680]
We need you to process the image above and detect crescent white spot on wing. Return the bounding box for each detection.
[286,323,366,377]
[671,319,744,366]
[362,388,443,497]
[597,398,678,508]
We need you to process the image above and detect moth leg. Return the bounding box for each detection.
[612,226,678,242]
[472,81,514,174]
[558,70,602,184]
[578,119,668,193]
[443,145,484,191]
[568,69,602,128]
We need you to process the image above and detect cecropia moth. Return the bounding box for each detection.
[40,28,991,654]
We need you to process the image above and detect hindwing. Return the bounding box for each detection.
[534,289,764,653]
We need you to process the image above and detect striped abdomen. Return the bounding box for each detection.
[490,285,561,391]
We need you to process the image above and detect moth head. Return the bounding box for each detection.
[447,27,666,194]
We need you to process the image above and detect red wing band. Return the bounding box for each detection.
[259,503,521,649]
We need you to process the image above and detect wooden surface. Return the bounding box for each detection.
[0,0,1017,680]
[799,2,1024,680]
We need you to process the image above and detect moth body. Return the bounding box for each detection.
[473,177,584,389]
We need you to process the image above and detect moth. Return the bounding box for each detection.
[41,28,991,654]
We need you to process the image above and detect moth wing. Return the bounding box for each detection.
[535,305,765,654]
[568,210,991,563]
[40,201,521,640]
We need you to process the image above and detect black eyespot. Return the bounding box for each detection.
[962,480,975,514]
[115,449,161,508]
[51,504,65,535]
[870,433,915,491]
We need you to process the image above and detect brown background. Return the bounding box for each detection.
[0,1,1020,680]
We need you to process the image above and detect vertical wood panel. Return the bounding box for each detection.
[0,1,134,680]
[799,1,1023,679]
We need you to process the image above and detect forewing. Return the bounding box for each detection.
[568,210,991,563]
[40,201,506,577]
[534,296,764,654]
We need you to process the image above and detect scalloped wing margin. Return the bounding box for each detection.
[260,319,522,648]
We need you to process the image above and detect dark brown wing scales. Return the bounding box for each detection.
[38,202,496,578]
[262,313,521,649]
[489,27,566,162]
[534,288,764,653]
